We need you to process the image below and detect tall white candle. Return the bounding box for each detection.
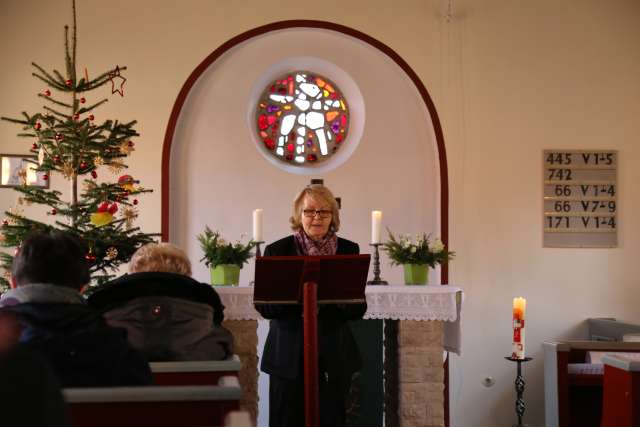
[253,209,263,242]
[371,210,382,244]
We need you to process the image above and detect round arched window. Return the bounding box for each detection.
[255,71,349,165]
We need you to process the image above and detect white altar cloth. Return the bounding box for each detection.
[216,284,463,355]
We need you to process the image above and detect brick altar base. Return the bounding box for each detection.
[398,320,444,427]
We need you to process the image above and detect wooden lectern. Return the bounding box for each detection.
[253,254,370,427]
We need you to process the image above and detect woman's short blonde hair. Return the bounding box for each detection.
[289,184,341,232]
[129,242,192,276]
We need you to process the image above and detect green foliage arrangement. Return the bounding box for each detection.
[197,227,257,268]
[382,228,454,267]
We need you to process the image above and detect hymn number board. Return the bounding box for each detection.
[543,150,617,248]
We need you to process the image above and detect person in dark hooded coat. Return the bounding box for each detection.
[0,231,152,387]
[87,242,233,361]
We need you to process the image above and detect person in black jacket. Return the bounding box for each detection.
[87,242,233,361]
[0,231,153,387]
[255,184,366,427]
[0,340,72,427]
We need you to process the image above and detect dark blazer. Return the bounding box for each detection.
[255,235,367,381]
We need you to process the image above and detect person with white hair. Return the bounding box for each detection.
[88,242,233,361]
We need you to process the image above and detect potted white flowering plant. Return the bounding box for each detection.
[197,226,257,286]
[382,229,454,285]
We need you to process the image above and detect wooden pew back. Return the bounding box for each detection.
[544,340,640,427]
[64,376,241,427]
[149,355,241,385]
[601,354,640,427]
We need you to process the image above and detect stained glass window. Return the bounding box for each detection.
[255,71,349,165]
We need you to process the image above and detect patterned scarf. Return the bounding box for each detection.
[294,229,338,256]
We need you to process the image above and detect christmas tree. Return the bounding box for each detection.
[0,0,158,291]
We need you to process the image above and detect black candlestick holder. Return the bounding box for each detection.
[249,241,266,287]
[255,241,265,258]
[367,243,388,285]
[505,356,533,427]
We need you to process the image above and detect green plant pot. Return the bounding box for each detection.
[403,264,429,285]
[211,264,241,286]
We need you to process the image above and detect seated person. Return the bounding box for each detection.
[0,231,153,387]
[0,311,20,355]
[87,242,233,361]
[0,313,71,427]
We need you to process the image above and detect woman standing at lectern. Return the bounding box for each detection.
[255,184,367,427]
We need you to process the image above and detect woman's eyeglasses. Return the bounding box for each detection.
[302,209,332,218]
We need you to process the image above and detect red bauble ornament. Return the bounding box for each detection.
[80,97,86,104]
[42,174,49,181]
[65,79,73,87]
[79,161,88,169]
[54,133,63,141]
[35,122,42,130]
[44,89,51,97]
[73,113,80,121]
[91,171,98,179]
[85,253,96,262]
[133,199,139,205]
[50,208,57,215]
[88,115,95,121]
[31,143,38,150]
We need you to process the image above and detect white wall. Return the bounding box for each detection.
[446,2,640,426]
[3,1,640,426]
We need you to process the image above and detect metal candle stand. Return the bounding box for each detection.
[255,241,265,258]
[505,356,533,427]
[366,243,394,427]
[249,241,265,287]
[367,243,388,285]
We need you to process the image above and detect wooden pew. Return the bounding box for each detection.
[601,354,640,427]
[149,355,241,385]
[543,340,640,427]
[64,376,241,427]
